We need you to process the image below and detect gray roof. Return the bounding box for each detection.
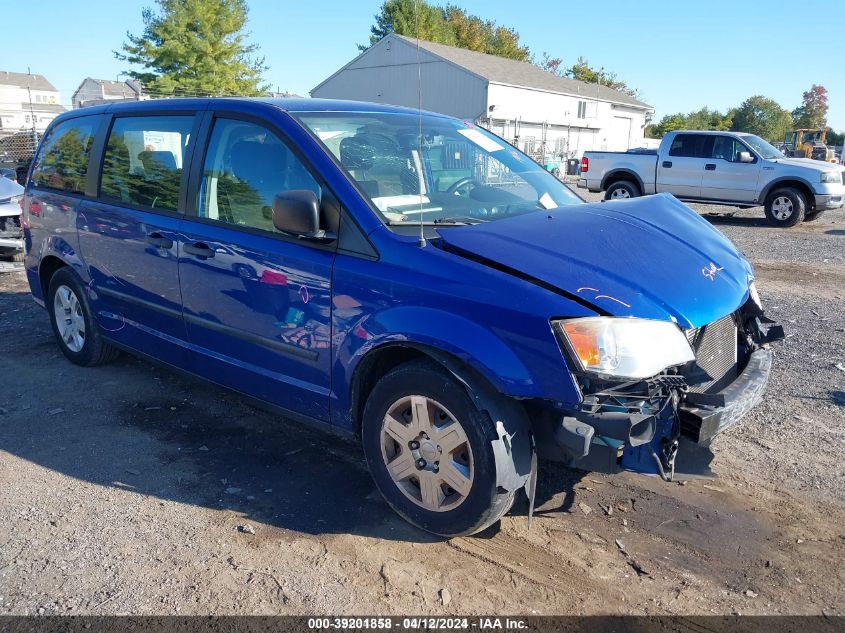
[392,34,650,109]
[23,102,66,113]
[96,79,141,98]
[0,71,58,92]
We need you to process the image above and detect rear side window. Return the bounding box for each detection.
[99,115,193,211]
[668,134,707,158]
[30,116,99,194]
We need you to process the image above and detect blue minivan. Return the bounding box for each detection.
[21,98,782,536]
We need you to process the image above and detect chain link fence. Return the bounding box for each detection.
[0,128,41,182]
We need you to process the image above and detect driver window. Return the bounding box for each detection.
[198,119,321,231]
[711,136,748,163]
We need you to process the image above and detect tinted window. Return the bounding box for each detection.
[100,116,193,211]
[31,116,99,194]
[668,134,707,158]
[710,136,750,162]
[198,119,320,232]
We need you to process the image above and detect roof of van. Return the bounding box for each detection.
[59,97,449,119]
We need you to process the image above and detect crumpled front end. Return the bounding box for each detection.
[533,294,784,480]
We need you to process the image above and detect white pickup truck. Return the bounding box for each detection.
[578,130,845,227]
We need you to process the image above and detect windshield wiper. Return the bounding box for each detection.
[387,217,482,226]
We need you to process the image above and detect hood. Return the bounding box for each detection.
[769,157,842,172]
[438,194,753,329]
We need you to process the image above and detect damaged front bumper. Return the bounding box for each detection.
[534,299,782,480]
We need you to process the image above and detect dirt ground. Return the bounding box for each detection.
[1,199,844,616]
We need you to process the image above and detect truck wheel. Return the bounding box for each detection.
[764,188,806,227]
[605,180,640,201]
[47,267,121,367]
[361,360,522,537]
[803,209,825,223]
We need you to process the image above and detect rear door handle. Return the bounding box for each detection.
[705,163,717,171]
[146,232,173,249]
[662,161,672,168]
[183,242,215,259]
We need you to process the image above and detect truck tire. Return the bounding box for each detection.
[361,359,524,537]
[803,209,825,223]
[605,180,640,201]
[764,188,806,227]
[47,267,121,367]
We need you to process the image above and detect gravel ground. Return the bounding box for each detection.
[1,193,844,616]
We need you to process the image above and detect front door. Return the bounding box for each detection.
[178,116,334,421]
[77,113,197,367]
[699,135,763,202]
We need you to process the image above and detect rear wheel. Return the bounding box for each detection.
[47,268,120,366]
[361,360,522,537]
[764,188,806,227]
[604,180,640,201]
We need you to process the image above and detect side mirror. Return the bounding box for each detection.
[738,151,754,163]
[272,190,334,241]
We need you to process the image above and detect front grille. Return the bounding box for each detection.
[683,313,738,394]
[0,214,22,239]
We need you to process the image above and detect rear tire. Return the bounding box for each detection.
[47,267,120,367]
[803,209,825,223]
[361,360,521,537]
[604,180,640,201]
[764,187,806,227]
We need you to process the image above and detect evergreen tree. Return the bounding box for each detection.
[117,0,268,97]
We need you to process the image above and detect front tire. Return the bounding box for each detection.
[47,268,120,366]
[764,188,806,227]
[604,180,640,201]
[361,360,520,537]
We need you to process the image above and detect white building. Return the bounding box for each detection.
[0,71,65,133]
[312,34,653,162]
[72,78,146,109]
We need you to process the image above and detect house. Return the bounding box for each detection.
[312,34,653,160]
[72,78,146,109]
[0,71,65,133]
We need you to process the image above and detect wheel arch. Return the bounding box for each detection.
[759,178,816,209]
[601,169,644,194]
[38,254,71,300]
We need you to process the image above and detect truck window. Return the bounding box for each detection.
[710,136,747,162]
[99,115,193,212]
[668,134,707,158]
[30,116,100,194]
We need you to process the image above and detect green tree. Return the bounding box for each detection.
[361,0,531,61]
[730,95,792,141]
[567,57,637,98]
[792,84,828,129]
[649,107,734,138]
[116,0,268,97]
[826,128,844,148]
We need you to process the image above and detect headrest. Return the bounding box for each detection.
[339,136,375,171]
[138,150,177,172]
[230,141,287,181]
[441,142,472,170]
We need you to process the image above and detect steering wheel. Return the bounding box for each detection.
[446,176,480,196]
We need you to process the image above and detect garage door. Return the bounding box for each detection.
[609,116,632,152]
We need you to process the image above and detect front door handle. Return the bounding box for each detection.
[183,242,215,259]
[705,163,717,171]
[662,161,672,168]
[146,232,173,249]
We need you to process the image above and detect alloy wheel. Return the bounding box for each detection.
[771,196,794,221]
[610,188,631,199]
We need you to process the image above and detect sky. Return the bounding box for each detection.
[3,0,844,130]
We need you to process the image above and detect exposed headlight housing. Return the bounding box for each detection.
[554,317,695,380]
[748,281,762,309]
[820,171,842,184]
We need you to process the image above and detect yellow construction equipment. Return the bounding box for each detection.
[783,129,836,162]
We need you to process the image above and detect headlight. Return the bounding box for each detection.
[821,171,842,183]
[554,317,695,380]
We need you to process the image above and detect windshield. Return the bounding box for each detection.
[294,111,583,227]
[741,134,783,160]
